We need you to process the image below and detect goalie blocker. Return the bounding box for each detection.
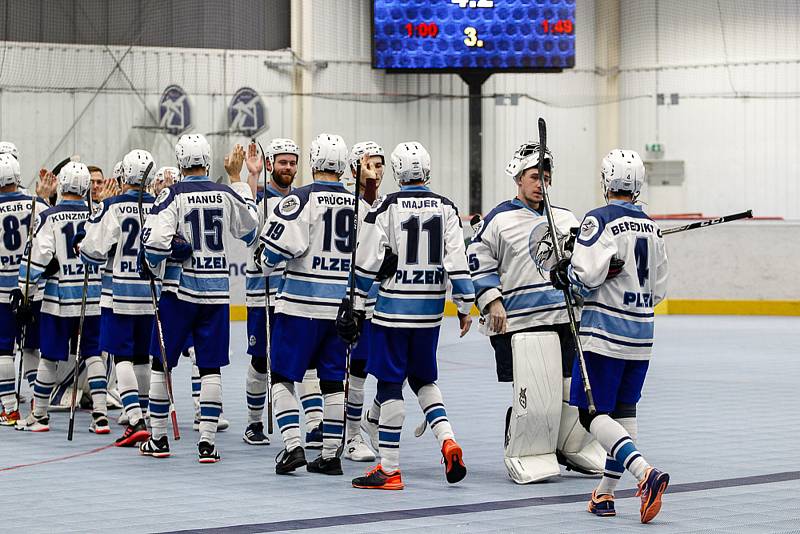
[505,332,605,484]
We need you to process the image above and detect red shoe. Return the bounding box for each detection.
[115,420,150,447]
[637,467,670,524]
[352,465,404,490]
[441,439,466,484]
[0,409,21,426]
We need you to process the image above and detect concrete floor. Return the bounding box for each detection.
[1,315,798,533]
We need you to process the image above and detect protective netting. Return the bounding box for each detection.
[1,0,799,216]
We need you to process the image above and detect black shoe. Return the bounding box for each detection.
[139,436,170,458]
[307,454,343,475]
[243,422,270,445]
[275,446,307,475]
[198,441,221,463]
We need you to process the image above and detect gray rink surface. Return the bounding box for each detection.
[1,315,799,533]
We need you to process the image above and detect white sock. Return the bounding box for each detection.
[33,358,58,417]
[199,373,222,444]
[149,370,169,440]
[273,382,301,451]
[23,348,39,389]
[378,399,404,471]
[596,417,638,496]
[85,355,107,415]
[590,414,650,481]
[0,354,17,412]
[116,361,143,425]
[322,391,344,459]
[246,364,267,424]
[416,383,454,444]
[134,363,150,415]
[346,375,365,440]
[366,398,381,427]
[298,369,323,432]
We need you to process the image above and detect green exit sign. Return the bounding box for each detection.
[646,143,664,153]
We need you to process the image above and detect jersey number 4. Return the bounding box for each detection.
[634,237,649,287]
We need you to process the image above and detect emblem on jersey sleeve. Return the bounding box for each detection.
[154,188,170,206]
[279,195,300,216]
[528,222,566,276]
[579,216,600,241]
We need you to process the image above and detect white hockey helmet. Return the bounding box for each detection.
[505,141,553,182]
[122,149,155,186]
[112,161,124,182]
[175,134,211,171]
[309,133,348,176]
[0,153,21,187]
[0,141,19,160]
[600,149,645,199]
[349,141,385,171]
[155,166,180,184]
[267,138,300,163]
[390,142,431,184]
[58,161,91,196]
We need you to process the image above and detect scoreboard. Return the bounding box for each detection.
[372,0,576,72]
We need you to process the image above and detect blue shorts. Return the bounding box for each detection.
[271,314,346,383]
[39,312,101,362]
[148,292,230,370]
[246,306,275,359]
[100,307,154,358]
[569,352,649,413]
[0,302,17,352]
[351,320,372,362]
[22,300,42,350]
[367,324,440,384]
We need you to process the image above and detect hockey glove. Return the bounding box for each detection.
[9,288,35,327]
[606,257,625,280]
[137,248,156,281]
[549,258,571,291]
[564,227,579,254]
[375,249,398,282]
[253,242,266,270]
[42,257,60,278]
[71,232,85,256]
[169,234,193,262]
[336,297,364,345]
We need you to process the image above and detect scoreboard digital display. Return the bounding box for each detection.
[372,0,576,72]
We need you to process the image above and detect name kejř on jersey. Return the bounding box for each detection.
[0,203,30,214]
[395,268,445,285]
[609,220,660,236]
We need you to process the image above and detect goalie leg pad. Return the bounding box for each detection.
[557,377,606,476]
[504,332,562,484]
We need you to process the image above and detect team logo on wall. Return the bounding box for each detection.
[159,85,191,135]
[528,222,567,277]
[228,87,267,137]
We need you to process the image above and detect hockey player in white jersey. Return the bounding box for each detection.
[259,133,353,476]
[342,142,474,490]
[138,136,258,463]
[0,153,34,426]
[467,142,606,483]
[79,149,157,447]
[13,162,109,434]
[342,141,384,463]
[550,149,669,523]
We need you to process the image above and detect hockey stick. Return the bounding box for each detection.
[67,175,95,441]
[537,118,596,414]
[661,210,752,235]
[138,162,180,440]
[256,140,273,436]
[337,161,361,457]
[15,193,40,410]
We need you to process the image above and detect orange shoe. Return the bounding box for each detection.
[352,464,404,490]
[441,439,466,484]
[587,490,616,517]
[0,409,21,426]
[637,467,670,523]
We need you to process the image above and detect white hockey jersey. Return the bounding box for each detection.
[79,190,156,314]
[260,181,355,320]
[353,185,475,329]
[357,196,379,319]
[245,186,289,308]
[142,176,258,305]
[19,200,101,317]
[568,200,668,360]
[0,192,34,300]
[468,199,580,333]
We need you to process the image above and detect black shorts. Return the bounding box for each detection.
[489,323,577,382]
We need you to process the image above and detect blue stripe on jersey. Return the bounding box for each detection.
[179,273,229,293]
[111,281,154,298]
[262,245,287,268]
[281,277,347,300]
[580,309,654,341]
[580,330,653,349]
[504,287,564,312]
[472,272,501,294]
[584,301,654,318]
[43,283,101,300]
[450,277,474,297]
[354,272,374,294]
[241,228,257,247]
[80,249,106,265]
[375,296,445,316]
